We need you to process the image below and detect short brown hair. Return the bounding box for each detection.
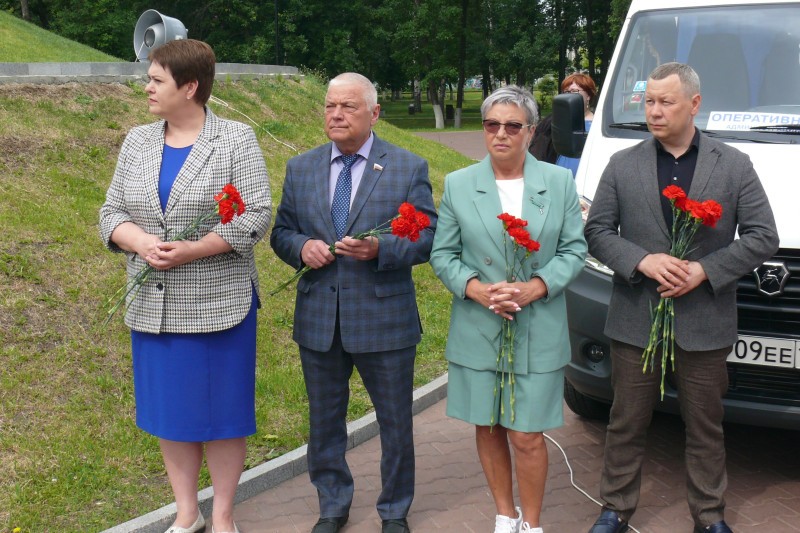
[649,62,700,98]
[149,39,215,105]
[561,73,597,99]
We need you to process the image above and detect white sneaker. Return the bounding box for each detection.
[494,507,523,533]
[520,522,543,533]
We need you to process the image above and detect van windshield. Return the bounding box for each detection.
[605,4,800,141]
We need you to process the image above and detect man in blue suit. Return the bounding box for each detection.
[270,72,437,533]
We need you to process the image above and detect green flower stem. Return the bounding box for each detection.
[642,199,706,398]
[492,230,532,425]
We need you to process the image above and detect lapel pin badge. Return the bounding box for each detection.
[530,196,543,215]
[373,163,384,171]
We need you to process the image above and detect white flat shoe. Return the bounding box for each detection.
[165,509,205,533]
[211,524,240,533]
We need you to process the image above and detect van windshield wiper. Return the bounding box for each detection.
[748,124,800,134]
[608,122,649,131]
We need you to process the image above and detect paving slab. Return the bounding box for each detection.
[233,398,800,532]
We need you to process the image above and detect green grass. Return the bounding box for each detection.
[0,74,470,532]
[379,89,485,130]
[379,88,553,131]
[0,10,121,62]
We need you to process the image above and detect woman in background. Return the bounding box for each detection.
[99,39,271,533]
[529,73,596,178]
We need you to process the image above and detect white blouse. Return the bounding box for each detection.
[495,177,524,218]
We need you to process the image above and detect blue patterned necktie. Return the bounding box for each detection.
[331,154,359,240]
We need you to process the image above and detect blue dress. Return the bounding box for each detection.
[556,119,592,178]
[130,144,257,442]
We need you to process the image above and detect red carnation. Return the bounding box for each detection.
[508,226,531,243]
[663,185,687,201]
[523,239,541,253]
[498,213,516,228]
[391,217,414,239]
[687,199,708,221]
[414,211,430,229]
[700,200,723,227]
[215,184,246,223]
[398,202,416,218]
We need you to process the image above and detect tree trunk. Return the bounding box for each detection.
[455,0,468,128]
[413,79,422,113]
[429,84,445,129]
[586,0,596,79]
[20,0,30,21]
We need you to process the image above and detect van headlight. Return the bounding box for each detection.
[580,196,614,277]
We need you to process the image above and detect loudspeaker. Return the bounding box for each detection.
[133,10,188,61]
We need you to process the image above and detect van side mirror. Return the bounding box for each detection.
[551,93,588,158]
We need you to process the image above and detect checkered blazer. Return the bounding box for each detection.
[99,109,272,334]
[270,135,437,354]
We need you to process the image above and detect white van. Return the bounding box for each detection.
[553,0,800,429]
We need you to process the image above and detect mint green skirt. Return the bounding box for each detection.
[445,362,564,433]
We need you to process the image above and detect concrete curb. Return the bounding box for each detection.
[101,373,448,533]
[0,62,300,85]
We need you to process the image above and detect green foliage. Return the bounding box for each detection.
[0,74,472,532]
[536,75,559,108]
[0,1,630,101]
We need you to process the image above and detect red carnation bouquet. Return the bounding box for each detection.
[102,184,246,328]
[494,213,541,424]
[268,202,431,295]
[643,185,722,398]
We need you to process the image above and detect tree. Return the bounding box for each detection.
[391,0,461,129]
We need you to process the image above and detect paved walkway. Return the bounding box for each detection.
[231,130,800,532]
[234,399,800,532]
[413,130,487,161]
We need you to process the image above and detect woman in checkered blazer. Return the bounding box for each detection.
[99,40,271,533]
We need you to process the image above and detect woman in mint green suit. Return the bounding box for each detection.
[430,86,586,533]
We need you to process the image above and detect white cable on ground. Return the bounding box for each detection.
[208,94,299,153]
[543,432,642,533]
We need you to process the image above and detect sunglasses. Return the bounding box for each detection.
[482,120,532,136]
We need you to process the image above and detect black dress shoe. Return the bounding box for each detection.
[589,510,629,533]
[382,518,410,533]
[311,515,348,533]
[694,520,733,533]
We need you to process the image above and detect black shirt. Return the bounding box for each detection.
[656,128,701,226]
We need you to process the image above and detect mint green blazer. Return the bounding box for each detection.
[430,153,587,374]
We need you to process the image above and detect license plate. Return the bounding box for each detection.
[727,335,799,369]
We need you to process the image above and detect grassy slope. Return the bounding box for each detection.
[0,11,120,62]
[0,75,471,531]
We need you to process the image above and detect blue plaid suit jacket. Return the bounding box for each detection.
[270,134,437,354]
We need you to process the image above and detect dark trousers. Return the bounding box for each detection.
[299,322,416,520]
[600,340,731,527]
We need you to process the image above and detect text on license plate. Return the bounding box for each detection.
[727,335,799,369]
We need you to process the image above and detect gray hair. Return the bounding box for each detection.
[328,72,378,112]
[480,85,539,126]
[648,62,701,97]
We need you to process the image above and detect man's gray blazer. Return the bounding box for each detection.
[584,134,779,351]
[99,109,272,334]
[270,134,437,354]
